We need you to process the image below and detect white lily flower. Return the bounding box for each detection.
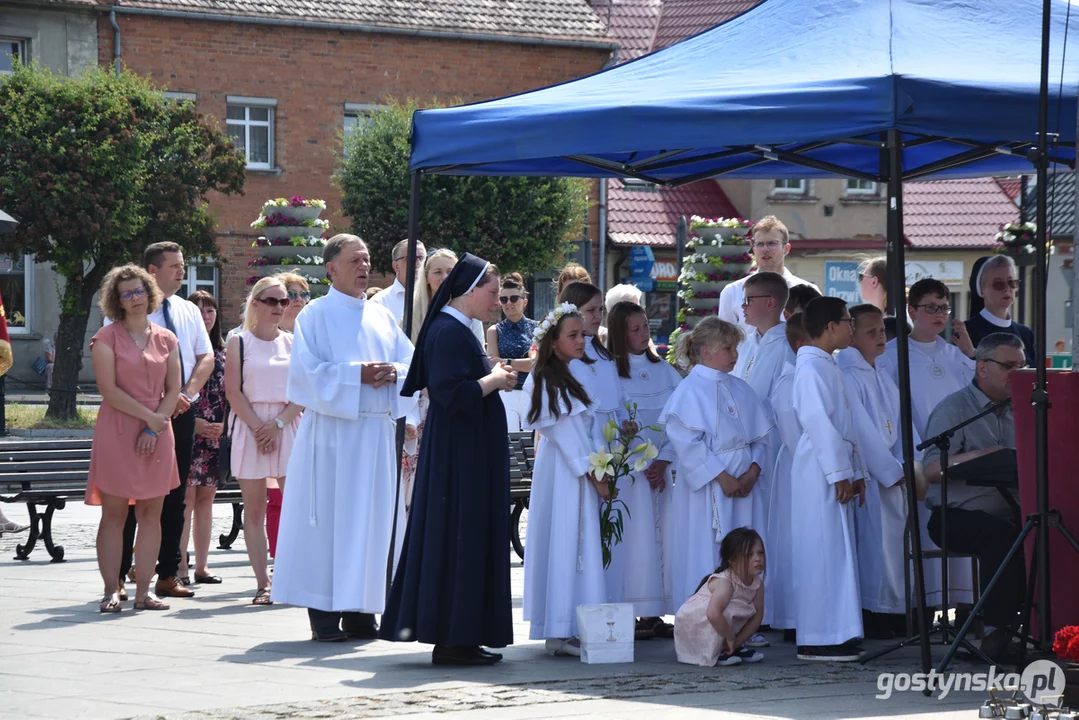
[632,456,649,473]
[589,451,614,477]
[603,420,618,444]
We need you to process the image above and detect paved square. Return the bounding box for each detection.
[1,502,992,719]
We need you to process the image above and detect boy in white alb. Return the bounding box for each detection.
[878,278,976,609]
[838,304,914,639]
[791,298,903,662]
[766,313,811,642]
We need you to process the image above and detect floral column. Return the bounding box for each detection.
[249,196,331,294]
[667,216,754,364]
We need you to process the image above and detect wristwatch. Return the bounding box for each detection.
[273,418,285,430]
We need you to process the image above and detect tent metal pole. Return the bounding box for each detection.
[386,171,422,601]
[887,128,934,676]
[1033,0,1052,642]
[1019,175,1029,326]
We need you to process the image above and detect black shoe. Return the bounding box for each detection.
[782,629,797,644]
[308,609,346,642]
[432,645,502,666]
[980,628,1015,662]
[341,612,379,639]
[797,645,862,662]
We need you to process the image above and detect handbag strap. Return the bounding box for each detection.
[225,336,245,437]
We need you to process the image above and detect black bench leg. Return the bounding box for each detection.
[510,500,526,561]
[219,502,243,550]
[14,502,41,561]
[42,500,65,563]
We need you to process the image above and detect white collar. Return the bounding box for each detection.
[837,346,875,372]
[690,364,730,382]
[759,323,787,345]
[798,345,836,363]
[979,307,1012,328]
[391,278,406,296]
[328,285,366,309]
[440,305,471,328]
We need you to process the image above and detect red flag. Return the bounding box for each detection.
[0,288,12,376]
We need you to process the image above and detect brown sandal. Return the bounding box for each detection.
[253,588,273,606]
[99,593,122,613]
[134,593,169,611]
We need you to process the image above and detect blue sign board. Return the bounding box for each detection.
[824,261,862,304]
[629,246,655,278]
[628,276,655,292]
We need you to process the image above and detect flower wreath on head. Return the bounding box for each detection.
[533,302,579,344]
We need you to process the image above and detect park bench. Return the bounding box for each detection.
[0,439,245,562]
[0,433,535,562]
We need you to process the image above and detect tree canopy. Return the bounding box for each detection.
[0,63,245,419]
[335,98,589,274]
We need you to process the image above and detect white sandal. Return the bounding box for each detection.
[0,521,29,535]
[545,637,582,657]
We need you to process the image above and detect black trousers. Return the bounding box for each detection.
[119,408,196,580]
[927,505,1025,629]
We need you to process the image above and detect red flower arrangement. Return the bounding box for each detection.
[1053,625,1079,662]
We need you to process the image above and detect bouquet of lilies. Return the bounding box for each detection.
[588,403,660,568]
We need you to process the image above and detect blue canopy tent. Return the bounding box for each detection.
[392,0,1079,679]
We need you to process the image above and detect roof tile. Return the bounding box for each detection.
[118,0,614,42]
[904,178,1020,249]
[608,179,740,246]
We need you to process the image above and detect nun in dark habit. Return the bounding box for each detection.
[380,252,518,666]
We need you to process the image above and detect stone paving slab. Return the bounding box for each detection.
[0,503,995,719]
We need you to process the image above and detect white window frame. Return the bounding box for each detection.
[772,179,807,194]
[226,96,276,170]
[182,259,218,298]
[0,37,28,76]
[845,179,879,196]
[0,252,34,335]
[622,177,658,190]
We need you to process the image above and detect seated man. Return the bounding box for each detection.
[922,333,1025,662]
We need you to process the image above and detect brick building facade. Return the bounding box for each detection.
[99,3,614,325]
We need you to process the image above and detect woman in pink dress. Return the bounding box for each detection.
[675,527,766,666]
[88,265,182,613]
[225,277,303,606]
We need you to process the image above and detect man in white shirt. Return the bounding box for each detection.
[718,215,820,337]
[112,242,214,599]
[369,238,426,325]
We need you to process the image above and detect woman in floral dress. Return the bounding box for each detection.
[179,290,227,585]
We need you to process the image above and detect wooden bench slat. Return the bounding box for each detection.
[0,440,93,452]
[0,449,92,462]
[0,470,89,483]
[0,460,90,473]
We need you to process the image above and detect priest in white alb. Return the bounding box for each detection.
[271,234,417,642]
[791,298,901,662]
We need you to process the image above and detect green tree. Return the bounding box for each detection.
[0,63,245,420]
[335,98,589,274]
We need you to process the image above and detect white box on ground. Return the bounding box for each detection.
[576,603,635,664]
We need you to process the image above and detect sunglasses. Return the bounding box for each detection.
[287,290,311,301]
[990,279,1020,292]
[119,286,148,302]
[257,297,291,308]
[500,295,522,304]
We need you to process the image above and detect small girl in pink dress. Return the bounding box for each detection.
[675,527,766,667]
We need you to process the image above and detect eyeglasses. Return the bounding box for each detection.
[839,316,855,328]
[752,240,782,250]
[986,358,1027,372]
[914,304,951,316]
[990,279,1020,292]
[257,297,291,308]
[499,295,522,304]
[741,295,771,308]
[119,286,148,302]
[287,290,311,301]
[393,255,427,264]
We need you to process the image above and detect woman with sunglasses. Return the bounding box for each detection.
[486,273,538,432]
[275,271,312,333]
[225,277,304,605]
[965,255,1036,368]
